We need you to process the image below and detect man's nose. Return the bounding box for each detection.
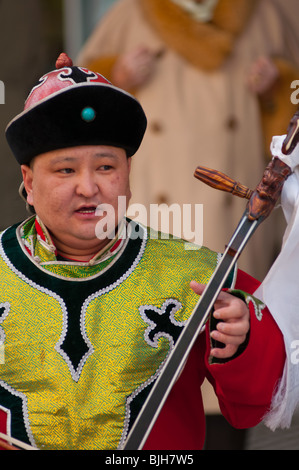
[76,171,99,198]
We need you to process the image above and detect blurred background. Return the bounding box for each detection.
[1,0,299,451]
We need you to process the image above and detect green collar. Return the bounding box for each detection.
[17,216,128,278]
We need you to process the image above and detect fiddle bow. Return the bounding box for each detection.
[0,431,37,450]
[123,110,299,450]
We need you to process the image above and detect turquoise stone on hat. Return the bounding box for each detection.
[81,107,96,122]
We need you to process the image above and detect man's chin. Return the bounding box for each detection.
[71,215,120,243]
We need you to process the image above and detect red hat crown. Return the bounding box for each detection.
[25,53,111,110]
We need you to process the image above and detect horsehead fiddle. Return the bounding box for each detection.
[122,110,299,450]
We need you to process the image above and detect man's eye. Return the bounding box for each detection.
[100,165,113,171]
[60,168,74,174]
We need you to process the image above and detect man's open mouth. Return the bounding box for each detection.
[75,206,97,214]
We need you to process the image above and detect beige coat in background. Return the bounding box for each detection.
[77,0,299,281]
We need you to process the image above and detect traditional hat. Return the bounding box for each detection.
[5,53,147,165]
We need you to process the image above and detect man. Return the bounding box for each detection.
[0,53,285,450]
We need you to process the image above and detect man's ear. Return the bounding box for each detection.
[21,165,34,206]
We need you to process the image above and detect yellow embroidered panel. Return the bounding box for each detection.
[0,221,220,449]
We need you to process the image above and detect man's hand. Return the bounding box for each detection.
[190,281,250,360]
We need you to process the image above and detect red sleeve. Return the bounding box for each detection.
[205,269,286,429]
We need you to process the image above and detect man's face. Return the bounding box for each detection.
[21,145,132,258]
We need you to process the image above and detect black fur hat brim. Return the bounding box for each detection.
[5,82,147,165]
